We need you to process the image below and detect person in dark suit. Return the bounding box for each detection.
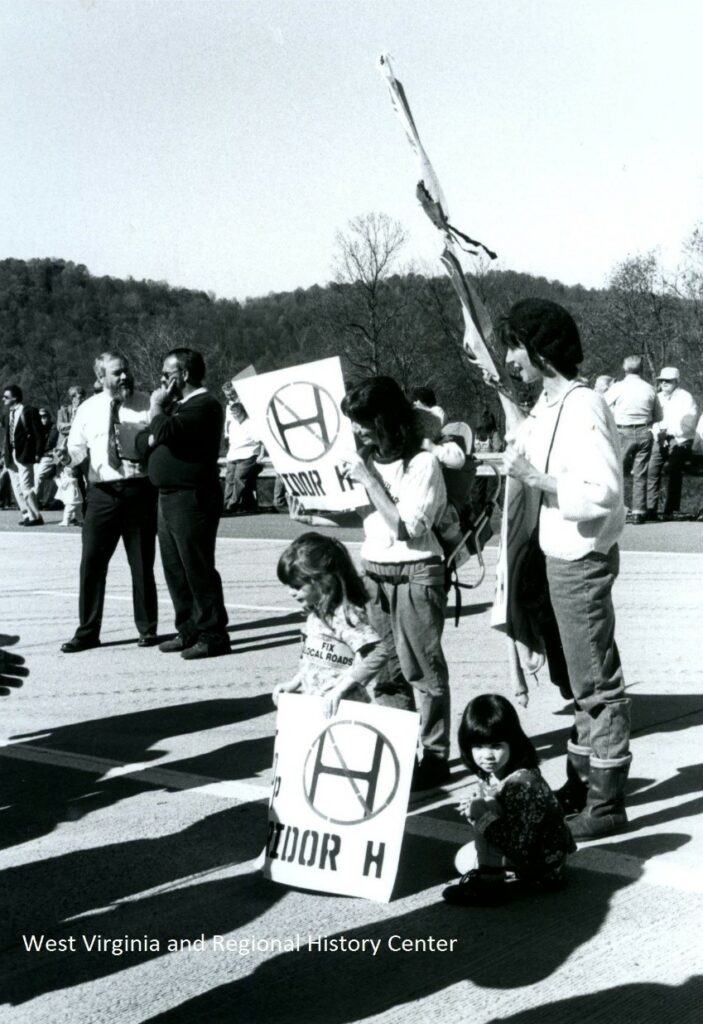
[147,348,230,660]
[1,384,45,526]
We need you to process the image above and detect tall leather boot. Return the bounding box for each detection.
[567,753,631,840]
[555,741,590,815]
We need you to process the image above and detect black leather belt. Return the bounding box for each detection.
[94,478,149,492]
[616,423,651,429]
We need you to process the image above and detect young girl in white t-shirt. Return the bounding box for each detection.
[272,532,388,717]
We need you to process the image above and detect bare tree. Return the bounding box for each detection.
[604,252,670,378]
[327,212,413,378]
[118,317,195,393]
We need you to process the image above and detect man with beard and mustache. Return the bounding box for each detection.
[144,348,230,660]
[59,352,158,653]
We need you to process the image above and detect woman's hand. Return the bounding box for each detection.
[339,451,373,488]
[503,444,537,483]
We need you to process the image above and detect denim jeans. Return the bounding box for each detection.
[362,558,450,760]
[546,546,630,761]
[618,426,652,514]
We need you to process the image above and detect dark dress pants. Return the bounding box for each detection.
[158,486,229,643]
[77,480,158,641]
[647,438,692,514]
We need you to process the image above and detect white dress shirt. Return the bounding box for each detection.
[654,387,698,445]
[224,411,262,461]
[67,391,151,482]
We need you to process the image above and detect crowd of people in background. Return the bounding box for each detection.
[602,358,700,523]
[2,299,703,906]
[6,345,701,529]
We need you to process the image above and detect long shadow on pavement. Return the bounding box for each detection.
[0,803,281,1006]
[1,695,275,851]
[138,833,688,1024]
[485,976,703,1024]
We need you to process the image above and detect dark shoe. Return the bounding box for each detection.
[158,634,196,653]
[61,636,101,653]
[442,870,512,907]
[644,509,659,522]
[23,516,45,527]
[567,754,631,840]
[181,637,231,660]
[411,755,451,792]
[628,512,645,525]
[137,633,159,648]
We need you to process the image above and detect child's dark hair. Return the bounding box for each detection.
[277,532,368,623]
[458,694,539,780]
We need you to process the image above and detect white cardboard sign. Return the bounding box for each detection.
[263,695,419,902]
[234,357,367,510]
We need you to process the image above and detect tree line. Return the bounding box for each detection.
[1,213,701,430]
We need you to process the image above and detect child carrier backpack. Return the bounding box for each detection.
[436,459,502,626]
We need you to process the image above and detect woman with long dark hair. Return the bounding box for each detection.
[340,376,451,790]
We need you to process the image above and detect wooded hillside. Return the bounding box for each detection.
[1,228,701,429]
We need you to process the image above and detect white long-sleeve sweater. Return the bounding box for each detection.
[512,385,626,560]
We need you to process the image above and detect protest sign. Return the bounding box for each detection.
[263,695,419,902]
[234,357,367,511]
[232,364,257,381]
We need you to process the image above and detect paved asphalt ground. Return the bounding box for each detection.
[1,508,702,1023]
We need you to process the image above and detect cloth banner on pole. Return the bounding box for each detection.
[235,357,368,511]
[263,695,419,902]
[378,53,546,688]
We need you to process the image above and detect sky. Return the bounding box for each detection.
[1,0,702,302]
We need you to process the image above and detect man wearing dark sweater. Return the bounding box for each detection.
[148,348,230,659]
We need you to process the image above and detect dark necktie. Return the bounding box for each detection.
[107,399,122,471]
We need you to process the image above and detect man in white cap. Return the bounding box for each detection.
[605,355,661,524]
[646,367,698,519]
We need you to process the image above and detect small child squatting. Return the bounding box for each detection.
[444,694,575,907]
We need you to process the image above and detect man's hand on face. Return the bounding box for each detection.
[150,377,180,419]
